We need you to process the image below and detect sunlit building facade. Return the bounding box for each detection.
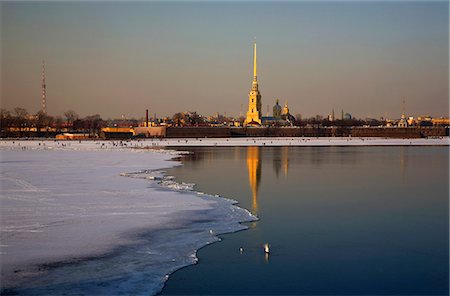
[244,42,262,126]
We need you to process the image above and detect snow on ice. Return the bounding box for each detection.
[0,140,255,295]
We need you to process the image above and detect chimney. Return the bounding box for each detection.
[146,109,149,127]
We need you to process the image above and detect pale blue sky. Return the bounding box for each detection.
[1,1,448,119]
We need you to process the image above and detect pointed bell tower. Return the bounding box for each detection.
[244,42,262,126]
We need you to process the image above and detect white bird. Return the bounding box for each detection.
[264,243,270,254]
[239,247,244,253]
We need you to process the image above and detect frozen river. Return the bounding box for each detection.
[0,141,255,295]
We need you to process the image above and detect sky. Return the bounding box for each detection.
[1,1,448,119]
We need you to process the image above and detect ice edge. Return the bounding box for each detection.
[120,150,258,296]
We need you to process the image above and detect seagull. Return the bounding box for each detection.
[264,243,270,254]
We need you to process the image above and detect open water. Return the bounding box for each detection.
[161,146,449,295]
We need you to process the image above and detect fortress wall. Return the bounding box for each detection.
[232,127,335,137]
[231,127,447,138]
[2,126,446,139]
[350,127,448,138]
[165,127,231,138]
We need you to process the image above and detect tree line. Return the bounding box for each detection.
[0,108,106,137]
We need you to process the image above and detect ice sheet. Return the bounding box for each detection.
[0,141,256,295]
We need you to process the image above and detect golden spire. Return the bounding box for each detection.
[253,41,257,80]
[244,40,262,126]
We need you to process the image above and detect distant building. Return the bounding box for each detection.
[343,113,352,120]
[398,97,408,127]
[432,117,450,126]
[100,127,133,139]
[55,133,90,140]
[397,114,408,127]
[328,109,335,121]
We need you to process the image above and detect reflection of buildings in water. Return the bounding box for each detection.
[308,146,359,167]
[272,147,289,178]
[273,153,281,178]
[247,146,261,213]
[282,146,289,177]
[400,146,408,183]
[234,146,242,164]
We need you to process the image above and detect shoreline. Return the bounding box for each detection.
[155,137,450,147]
[1,137,449,148]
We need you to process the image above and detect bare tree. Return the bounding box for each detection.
[0,109,12,132]
[35,110,54,135]
[55,116,64,132]
[0,108,11,118]
[172,112,184,126]
[84,114,104,136]
[13,108,29,134]
[13,107,28,118]
[64,110,79,124]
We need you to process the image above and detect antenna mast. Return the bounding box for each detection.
[402,96,406,116]
[41,60,47,114]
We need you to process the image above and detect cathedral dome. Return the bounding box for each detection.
[273,99,282,119]
[282,103,290,115]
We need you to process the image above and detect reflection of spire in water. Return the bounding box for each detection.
[282,146,289,177]
[247,146,261,213]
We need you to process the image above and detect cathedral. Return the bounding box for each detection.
[244,43,295,127]
[263,100,296,126]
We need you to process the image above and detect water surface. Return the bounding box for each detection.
[162,146,449,295]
